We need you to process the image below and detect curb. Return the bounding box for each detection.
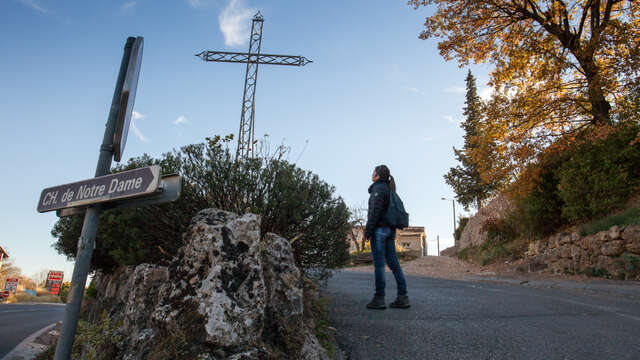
[2,322,60,360]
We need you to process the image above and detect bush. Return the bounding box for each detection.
[618,253,640,280]
[51,136,351,273]
[510,151,566,238]
[557,125,640,221]
[580,207,640,236]
[510,124,640,238]
[454,217,469,242]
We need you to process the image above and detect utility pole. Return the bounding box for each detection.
[196,11,312,160]
[441,197,457,241]
[437,235,440,256]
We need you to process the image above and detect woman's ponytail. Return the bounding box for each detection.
[389,174,396,192]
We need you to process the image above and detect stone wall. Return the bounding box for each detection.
[83,208,329,360]
[525,225,640,279]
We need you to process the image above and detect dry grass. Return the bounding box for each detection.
[5,292,61,303]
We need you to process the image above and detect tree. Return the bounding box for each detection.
[52,135,351,273]
[444,70,499,210]
[0,257,21,286]
[411,0,640,167]
[347,205,367,253]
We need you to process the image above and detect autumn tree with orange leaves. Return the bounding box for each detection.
[411,0,640,180]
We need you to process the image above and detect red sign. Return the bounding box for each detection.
[50,283,61,295]
[4,278,19,293]
[46,270,64,295]
[47,271,64,281]
[1,290,10,298]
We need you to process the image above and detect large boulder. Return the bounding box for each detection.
[85,208,329,360]
[458,195,513,249]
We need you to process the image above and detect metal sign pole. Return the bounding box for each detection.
[53,37,136,360]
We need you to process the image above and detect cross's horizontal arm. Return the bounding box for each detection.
[195,50,312,66]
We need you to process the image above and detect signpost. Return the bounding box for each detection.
[37,166,161,213]
[39,36,182,360]
[4,278,19,293]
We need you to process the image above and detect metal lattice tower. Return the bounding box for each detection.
[196,12,312,160]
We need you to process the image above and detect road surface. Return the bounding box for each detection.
[0,303,64,358]
[323,271,640,360]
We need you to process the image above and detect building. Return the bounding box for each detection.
[347,226,427,256]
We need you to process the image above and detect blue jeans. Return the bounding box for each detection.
[370,227,408,297]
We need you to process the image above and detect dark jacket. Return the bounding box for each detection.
[365,180,391,239]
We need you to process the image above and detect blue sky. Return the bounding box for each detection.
[1,0,494,280]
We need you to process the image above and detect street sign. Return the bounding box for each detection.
[46,270,64,295]
[4,278,18,293]
[113,36,144,162]
[37,165,161,213]
[56,174,181,217]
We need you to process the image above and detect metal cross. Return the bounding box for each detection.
[196,11,312,160]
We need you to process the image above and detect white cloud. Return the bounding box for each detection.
[19,0,47,13]
[219,0,255,47]
[423,135,434,142]
[131,111,149,142]
[409,87,428,97]
[444,85,465,94]
[187,0,203,8]
[120,1,137,14]
[174,115,190,125]
[444,115,456,124]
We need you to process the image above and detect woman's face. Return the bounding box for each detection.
[371,170,379,182]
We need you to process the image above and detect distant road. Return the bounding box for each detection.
[324,271,640,360]
[0,303,64,358]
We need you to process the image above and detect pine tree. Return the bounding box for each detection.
[444,70,493,210]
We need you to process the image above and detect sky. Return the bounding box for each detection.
[0,0,494,281]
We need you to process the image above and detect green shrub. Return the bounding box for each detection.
[580,207,640,235]
[618,253,640,280]
[85,282,97,299]
[481,244,508,266]
[51,135,351,273]
[557,125,640,221]
[511,151,566,238]
[511,124,640,238]
[481,217,517,245]
[454,217,470,242]
[311,298,335,359]
[72,311,123,359]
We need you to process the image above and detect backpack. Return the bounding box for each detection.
[384,190,409,229]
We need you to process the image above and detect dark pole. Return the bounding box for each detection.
[53,37,135,360]
[437,235,440,256]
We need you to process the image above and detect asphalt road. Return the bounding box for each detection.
[323,271,640,360]
[0,303,64,358]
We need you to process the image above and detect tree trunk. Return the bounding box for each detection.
[578,51,612,126]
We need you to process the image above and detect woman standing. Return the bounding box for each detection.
[365,165,410,309]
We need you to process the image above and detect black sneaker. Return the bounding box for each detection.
[366,295,386,310]
[389,295,410,308]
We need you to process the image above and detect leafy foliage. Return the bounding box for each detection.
[510,124,640,237]
[454,217,469,242]
[411,0,640,180]
[51,136,351,273]
[444,71,500,210]
[580,207,640,236]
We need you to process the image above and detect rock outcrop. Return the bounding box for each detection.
[83,209,329,360]
[524,225,640,279]
[458,195,513,250]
